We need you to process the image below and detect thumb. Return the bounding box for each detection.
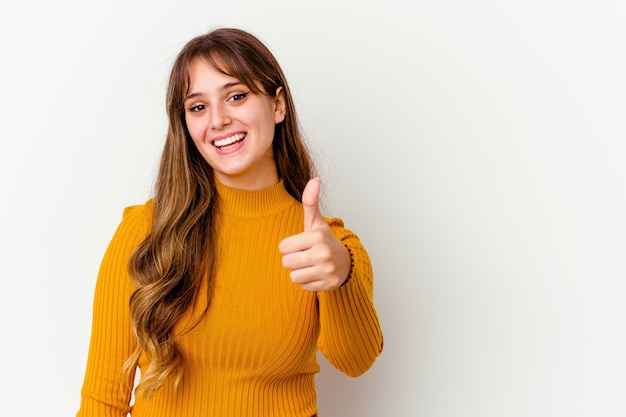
[302,177,324,231]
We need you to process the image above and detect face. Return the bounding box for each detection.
[184,57,286,190]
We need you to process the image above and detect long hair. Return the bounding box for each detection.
[122,27,315,400]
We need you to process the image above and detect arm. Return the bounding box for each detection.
[316,219,384,377]
[76,204,149,417]
[278,178,383,375]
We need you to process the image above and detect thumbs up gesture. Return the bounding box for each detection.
[279,178,351,291]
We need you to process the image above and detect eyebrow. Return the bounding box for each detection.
[184,81,245,103]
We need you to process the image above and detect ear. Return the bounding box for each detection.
[274,86,286,124]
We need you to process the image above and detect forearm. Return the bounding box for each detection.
[317,223,383,376]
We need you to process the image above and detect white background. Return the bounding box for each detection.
[1,1,625,416]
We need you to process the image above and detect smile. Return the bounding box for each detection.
[213,132,246,149]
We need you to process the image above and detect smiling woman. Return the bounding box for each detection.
[75,27,383,417]
[184,58,285,190]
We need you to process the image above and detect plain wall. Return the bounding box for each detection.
[1,1,625,416]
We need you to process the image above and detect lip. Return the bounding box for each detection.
[211,131,246,143]
[211,131,246,155]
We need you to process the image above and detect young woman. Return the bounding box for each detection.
[77,27,383,417]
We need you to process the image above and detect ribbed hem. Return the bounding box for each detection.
[216,180,297,217]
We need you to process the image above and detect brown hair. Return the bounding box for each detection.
[122,27,315,399]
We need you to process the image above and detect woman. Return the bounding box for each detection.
[77,27,383,417]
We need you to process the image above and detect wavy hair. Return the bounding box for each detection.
[122,27,315,399]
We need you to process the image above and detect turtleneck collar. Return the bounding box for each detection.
[215,180,297,217]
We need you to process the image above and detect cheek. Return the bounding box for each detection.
[256,109,279,136]
[185,119,206,144]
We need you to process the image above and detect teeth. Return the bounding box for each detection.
[214,133,245,148]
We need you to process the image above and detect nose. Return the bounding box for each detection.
[208,102,231,129]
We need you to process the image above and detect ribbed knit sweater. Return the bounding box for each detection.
[77,181,383,417]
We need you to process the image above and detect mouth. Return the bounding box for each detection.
[212,132,246,150]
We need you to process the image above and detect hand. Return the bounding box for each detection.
[279,178,351,291]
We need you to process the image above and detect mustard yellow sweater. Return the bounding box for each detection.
[77,181,383,417]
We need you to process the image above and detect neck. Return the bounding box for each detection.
[214,165,279,191]
[215,180,296,217]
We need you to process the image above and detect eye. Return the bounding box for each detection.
[229,92,249,102]
[187,104,206,113]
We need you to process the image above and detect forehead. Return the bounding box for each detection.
[189,56,234,78]
[188,57,272,99]
[186,58,240,89]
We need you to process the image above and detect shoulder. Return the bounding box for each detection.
[98,199,154,273]
[324,216,370,261]
[325,216,358,242]
[116,198,154,238]
[121,198,154,219]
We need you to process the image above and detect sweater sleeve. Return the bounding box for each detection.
[76,204,150,417]
[316,218,384,377]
